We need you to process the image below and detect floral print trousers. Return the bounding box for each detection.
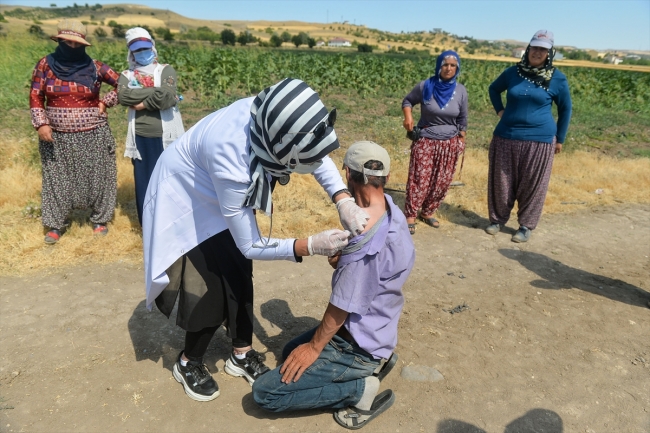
[404,135,464,219]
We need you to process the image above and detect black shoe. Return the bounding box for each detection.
[172,352,220,402]
[224,349,270,385]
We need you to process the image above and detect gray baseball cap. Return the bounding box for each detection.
[530,29,554,49]
[343,141,390,183]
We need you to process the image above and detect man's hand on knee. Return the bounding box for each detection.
[279,342,320,383]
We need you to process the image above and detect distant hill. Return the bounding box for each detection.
[1,3,648,71]
[0,3,518,57]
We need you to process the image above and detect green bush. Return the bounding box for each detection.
[291,32,309,48]
[357,43,373,53]
[28,25,44,36]
[155,27,174,41]
[177,26,218,43]
[93,27,107,38]
[269,34,283,47]
[237,31,255,46]
[220,29,236,46]
[111,25,125,38]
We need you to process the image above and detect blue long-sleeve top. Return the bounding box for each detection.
[488,66,572,144]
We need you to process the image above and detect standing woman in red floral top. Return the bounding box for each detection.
[30,19,120,244]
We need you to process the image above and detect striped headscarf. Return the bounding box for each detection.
[245,78,340,215]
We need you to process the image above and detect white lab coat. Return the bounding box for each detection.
[142,97,346,309]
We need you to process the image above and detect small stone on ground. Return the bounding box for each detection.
[401,365,445,382]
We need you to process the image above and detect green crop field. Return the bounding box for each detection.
[1,33,649,273]
[2,34,650,158]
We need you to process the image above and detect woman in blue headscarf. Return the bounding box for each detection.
[401,50,468,234]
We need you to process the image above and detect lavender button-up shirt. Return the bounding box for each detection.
[330,195,415,359]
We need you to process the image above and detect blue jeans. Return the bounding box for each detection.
[133,135,164,226]
[252,327,380,412]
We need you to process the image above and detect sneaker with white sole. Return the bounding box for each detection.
[172,352,220,402]
[512,226,531,243]
[224,349,270,385]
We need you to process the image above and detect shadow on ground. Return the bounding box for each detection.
[127,299,232,372]
[438,202,493,230]
[500,249,650,309]
[127,296,319,373]
[438,408,563,433]
[240,393,326,421]
[384,187,493,231]
[254,298,320,363]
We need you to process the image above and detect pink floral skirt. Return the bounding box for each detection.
[404,135,464,219]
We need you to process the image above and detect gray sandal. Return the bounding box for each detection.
[334,389,395,430]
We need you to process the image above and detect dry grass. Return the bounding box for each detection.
[0,138,143,275]
[1,130,649,277]
[434,148,650,221]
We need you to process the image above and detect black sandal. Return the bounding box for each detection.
[334,390,396,430]
[418,215,440,228]
[375,353,398,382]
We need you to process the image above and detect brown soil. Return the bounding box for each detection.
[1,204,649,432]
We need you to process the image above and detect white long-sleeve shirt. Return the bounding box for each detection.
[142,97,346,309]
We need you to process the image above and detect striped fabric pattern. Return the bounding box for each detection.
[245,78,339,214]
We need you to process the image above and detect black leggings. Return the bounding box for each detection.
[184,325,253,361]
[158,230,255,362]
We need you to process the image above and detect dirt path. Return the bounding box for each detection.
[1,204,649,433]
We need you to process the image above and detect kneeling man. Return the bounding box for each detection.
[252,141,416,429]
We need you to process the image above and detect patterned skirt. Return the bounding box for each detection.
[39,124,117,229]
[404,135,465,219]
[487,135,555,230]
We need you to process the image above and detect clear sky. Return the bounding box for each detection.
[3,0,649,51]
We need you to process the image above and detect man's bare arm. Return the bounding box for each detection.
[280,303,349,383]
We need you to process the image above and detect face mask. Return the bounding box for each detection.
[58,40,86,61]
[133,49,155,66]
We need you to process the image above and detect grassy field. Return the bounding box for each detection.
[1,35,649,275]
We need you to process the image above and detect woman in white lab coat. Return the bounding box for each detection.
[142,78,369,402]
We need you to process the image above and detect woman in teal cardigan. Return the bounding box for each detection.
[485,29,572,243]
